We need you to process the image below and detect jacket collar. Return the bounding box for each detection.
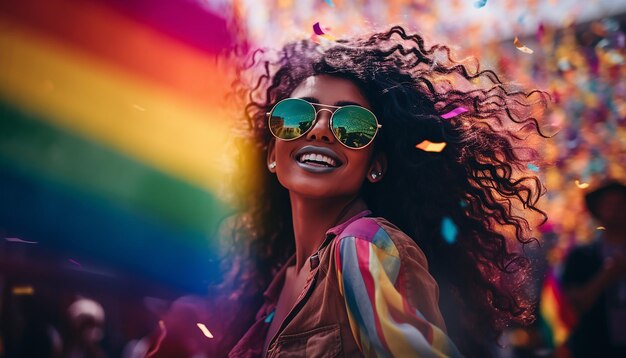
[262,205,372,302]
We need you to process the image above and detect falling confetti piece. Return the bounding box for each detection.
[324,0,335,7]
[133,104,146,111]
[5,237,38,244]
[264,310,275,323]
[473,0,487,8]
[536,23,545,42]
[441,217,458,244]
[197,323,214,338]
[313,22,326,36]
[596,226,606,230]
[415,140,447,152]
[514,37,534,54]
[459,200,469,208]
[574,180,590,189]
[441,107,468,119]
[527,164,540,172]
[12,286,34,295]
[68,258,82,267]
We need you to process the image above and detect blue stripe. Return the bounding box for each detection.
[371,228,401,283]
[340,236,388,356]
[0,159,222,292]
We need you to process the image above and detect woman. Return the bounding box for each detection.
[216,25,548,357]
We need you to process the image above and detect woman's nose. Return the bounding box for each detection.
[305,109,335,143]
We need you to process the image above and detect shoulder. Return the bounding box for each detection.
[336,216,427,265]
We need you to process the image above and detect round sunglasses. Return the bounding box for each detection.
[267,98,382,149]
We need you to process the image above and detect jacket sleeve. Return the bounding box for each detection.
[335,234,462,358]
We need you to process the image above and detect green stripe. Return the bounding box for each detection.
[0,101,230,234]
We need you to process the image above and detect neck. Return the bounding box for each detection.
[289,193,365,273]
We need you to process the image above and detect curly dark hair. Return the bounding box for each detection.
[218,25,548,356]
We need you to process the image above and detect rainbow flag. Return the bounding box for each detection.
[0,0,238,291]
[539,270,578,349]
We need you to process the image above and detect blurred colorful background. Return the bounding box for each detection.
[1,0,625,356]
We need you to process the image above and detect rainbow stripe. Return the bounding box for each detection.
[336,219,461,357]
[0,0,238,291]
[539,270,578,348]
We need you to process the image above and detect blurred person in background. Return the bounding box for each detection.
[64,297,107,358]
[561,181,626,357]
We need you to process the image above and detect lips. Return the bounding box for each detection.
[294,146,343,172]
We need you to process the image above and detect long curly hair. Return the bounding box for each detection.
[219,25,548,356]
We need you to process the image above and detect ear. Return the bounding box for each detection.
[366,152,387,183]
[267,139,277,173]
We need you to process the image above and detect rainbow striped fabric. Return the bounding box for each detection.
[335,218,462,357]
[539,270,578,348]
[0,0,237,290]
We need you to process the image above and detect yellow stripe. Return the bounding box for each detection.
[370,244,415,356]
[540,285,569,346]
[0,21,237,194]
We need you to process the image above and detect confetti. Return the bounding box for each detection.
[324,0,335,7]
[459,200,469,208]
[5,237,38,244]
[12,286,34,295]
[514,37,534,54]
[311,22,336,44]
[133,104,146,111]
[473,0,487,8]
[441,217,458,244]
[415,140,447,152]
[596,226,606,230]
[197,323,214,338]
[527,164,540,172]
[313,22,326,36]
[264,310,275,323]
[441,107,468,119]
[574,180,589,189]
[68,258,82,267]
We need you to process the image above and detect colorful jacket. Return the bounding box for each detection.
[229,210,462,357]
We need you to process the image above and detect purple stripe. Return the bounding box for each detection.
[340,218,381,242]
[100,0,236,54]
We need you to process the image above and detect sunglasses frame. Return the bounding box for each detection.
[266,98,382,150]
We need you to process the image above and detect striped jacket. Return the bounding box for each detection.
[229,210,461,357]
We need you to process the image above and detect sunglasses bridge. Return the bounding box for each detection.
[267,98,382,149]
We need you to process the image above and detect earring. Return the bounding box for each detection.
[268,162,276,170]
[371,172,382,179]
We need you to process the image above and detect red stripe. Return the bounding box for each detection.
[0,0,234,107]
[354,239,391,351]
[399,295,434,344]
[546,272,577,329]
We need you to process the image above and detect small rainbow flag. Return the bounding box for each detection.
[539,270,578,349]
[0,0,239,291]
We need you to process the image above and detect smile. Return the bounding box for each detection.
[294,146,343,173]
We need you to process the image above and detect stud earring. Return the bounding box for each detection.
[268,162,276,170]
[371,172,382,179]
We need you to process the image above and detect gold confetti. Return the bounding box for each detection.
[514,37,534,54]
[12,286,34,295]
[596,226,606,230]
[575,180,589,189]
[415,140,447,152]
[197,323,214,338]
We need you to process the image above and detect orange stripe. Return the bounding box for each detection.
[0,0,235,108]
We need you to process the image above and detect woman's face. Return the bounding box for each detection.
[268,75,384,199]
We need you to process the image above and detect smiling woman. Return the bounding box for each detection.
[212,25,549,357]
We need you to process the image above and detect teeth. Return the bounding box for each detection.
[298,153,337,167]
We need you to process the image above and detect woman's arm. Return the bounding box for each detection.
[335,233,462,358]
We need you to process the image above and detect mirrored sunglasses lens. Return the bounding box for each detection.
[269,99,315,140]
[332,107,378,148]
